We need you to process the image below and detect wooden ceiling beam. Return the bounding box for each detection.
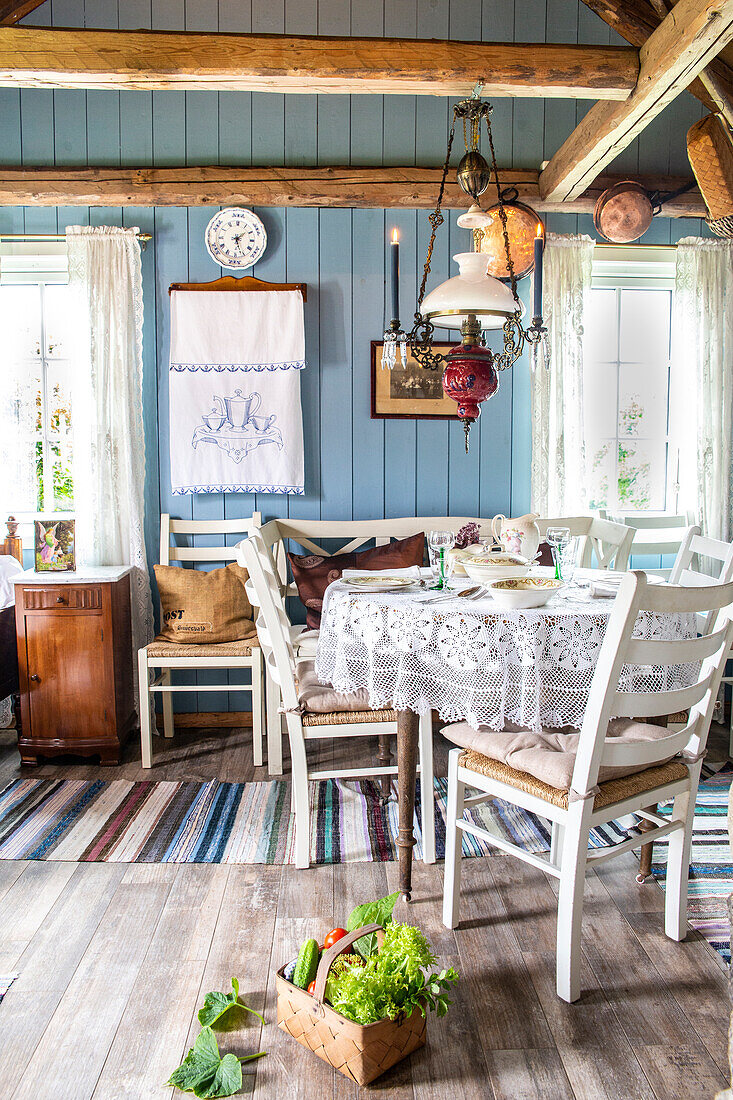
[541,0,733,202]
[0,26,639,97]
[0,164,705,216]
[581,0,733,112]
[0,1,48,25]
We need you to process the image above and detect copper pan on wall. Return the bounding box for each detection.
[593,179,695,243]
[593,181,654,243]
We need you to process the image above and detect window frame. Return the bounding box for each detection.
[586,244,676,515]
[0,246,74,547]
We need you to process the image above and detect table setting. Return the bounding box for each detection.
[314,528,699,900]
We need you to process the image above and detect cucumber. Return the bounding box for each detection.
[292,938,320,990]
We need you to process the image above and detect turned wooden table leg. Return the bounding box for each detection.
[397,709,419,901]
[378,733,392,798]
[637,805,657,883]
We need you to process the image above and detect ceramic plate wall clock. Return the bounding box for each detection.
[204,207,268,269]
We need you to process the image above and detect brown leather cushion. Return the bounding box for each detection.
[536,540,554,567]
[288,533,425,629]
[154,562,256,645]
[297,659,373,713]
[443,717,677,791]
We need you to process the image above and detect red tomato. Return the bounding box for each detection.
[307,980,316,995]
[324,927,348,950]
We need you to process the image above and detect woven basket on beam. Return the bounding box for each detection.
[275,923,427,1086]
[687,113,733,237]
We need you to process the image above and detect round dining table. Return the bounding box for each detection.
[315,569,697,899]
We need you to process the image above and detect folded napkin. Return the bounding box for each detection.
[340,566,422,582]
[590,581,619,599]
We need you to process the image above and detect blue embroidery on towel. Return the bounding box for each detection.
[172,484,305,496]
[170,361,306,373]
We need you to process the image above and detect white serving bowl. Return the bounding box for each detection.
[463,552,531,584]
[447,544,485,577]
[488,577,564,609]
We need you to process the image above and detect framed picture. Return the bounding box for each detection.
[34,518,76,572]
[370,340,457,420]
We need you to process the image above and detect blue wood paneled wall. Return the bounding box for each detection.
[0,0,711,710]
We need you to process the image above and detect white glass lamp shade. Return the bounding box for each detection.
[421,251,524,330]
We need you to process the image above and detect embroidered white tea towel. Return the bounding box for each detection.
[169,289,305,495]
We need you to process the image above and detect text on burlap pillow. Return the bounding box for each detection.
[154,563,257,644]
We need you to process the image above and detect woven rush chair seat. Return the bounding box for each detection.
[302,708,399,726]
[145,637,259,658]
[458,748,689,811]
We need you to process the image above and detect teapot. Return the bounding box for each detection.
[491,513,541,561]
[213,389,261,430]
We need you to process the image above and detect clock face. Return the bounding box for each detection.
[205,208,267,270]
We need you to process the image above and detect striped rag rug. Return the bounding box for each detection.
[0,769,728,963]
[651,764,733,964]
[0,773,633,866]
[0,974,18,1004]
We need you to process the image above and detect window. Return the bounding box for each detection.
[583,246,675,513]
[0,248,75,536]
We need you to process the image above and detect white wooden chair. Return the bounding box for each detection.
[668,526,733,752]
[537,516,634,571]
[442,570,733,1002]
[258,515,484,772]
[138,513,265,771]
[239,528,436,869]
[606,512,693,578]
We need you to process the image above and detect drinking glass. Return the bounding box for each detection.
[545,526,571,581]
[555,537,578,584]
[428,530,455,590]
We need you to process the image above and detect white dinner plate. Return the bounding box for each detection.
[346,576,417,592]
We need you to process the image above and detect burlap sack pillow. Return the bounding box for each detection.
[154,563,257,644]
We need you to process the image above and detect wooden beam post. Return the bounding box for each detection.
[0,164,706,216]
[541,0,733,202]
[0,1,48,25]
[580,0,733,118]
[0,26,639,97]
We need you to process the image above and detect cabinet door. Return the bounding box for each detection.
[24,611,108,741]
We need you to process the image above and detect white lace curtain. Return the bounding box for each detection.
[67,226,153,659]
[670,237,733,544]
[530,233,594,516]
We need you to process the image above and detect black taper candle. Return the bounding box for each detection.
[533,226,543,319]
[390,230,400,321]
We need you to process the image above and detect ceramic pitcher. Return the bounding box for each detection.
[491,513,541,561]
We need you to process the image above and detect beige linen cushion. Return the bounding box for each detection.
[297,659,372,714]
[154,562,257,645]
[443,717,677,791]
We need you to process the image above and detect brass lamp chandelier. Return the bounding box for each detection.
[383,93,550,451]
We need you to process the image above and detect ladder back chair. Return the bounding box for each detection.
[259,516,485,769]
[442,571,733,1002]
[138,513,265,770]
[537,516,634,571]
[668,526,733,755]
[239,529,436,869]
[606,512,693,578]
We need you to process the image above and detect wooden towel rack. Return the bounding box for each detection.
[168,275,307,300]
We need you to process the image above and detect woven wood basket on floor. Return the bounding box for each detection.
[275,923,427,1086]
[687,113,733,234]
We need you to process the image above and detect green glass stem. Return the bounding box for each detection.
[553,549,562,581]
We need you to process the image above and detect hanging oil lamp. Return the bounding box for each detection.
[383,93,549,451]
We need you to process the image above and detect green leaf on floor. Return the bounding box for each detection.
[198,977,265,1031]
[167,1025,266,1098]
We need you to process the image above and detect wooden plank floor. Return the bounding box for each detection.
[0,722,729,1099]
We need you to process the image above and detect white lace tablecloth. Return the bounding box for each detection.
[315,573,697,733]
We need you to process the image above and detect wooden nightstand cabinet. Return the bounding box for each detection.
[14,567,134,766]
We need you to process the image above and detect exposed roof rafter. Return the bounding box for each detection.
[541,0,733,202]
[0,1,47,26]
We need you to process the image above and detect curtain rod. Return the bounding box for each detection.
[0,232,152,245]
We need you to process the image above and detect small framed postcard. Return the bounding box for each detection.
[370,340,457,420]
[34,518,76,572]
